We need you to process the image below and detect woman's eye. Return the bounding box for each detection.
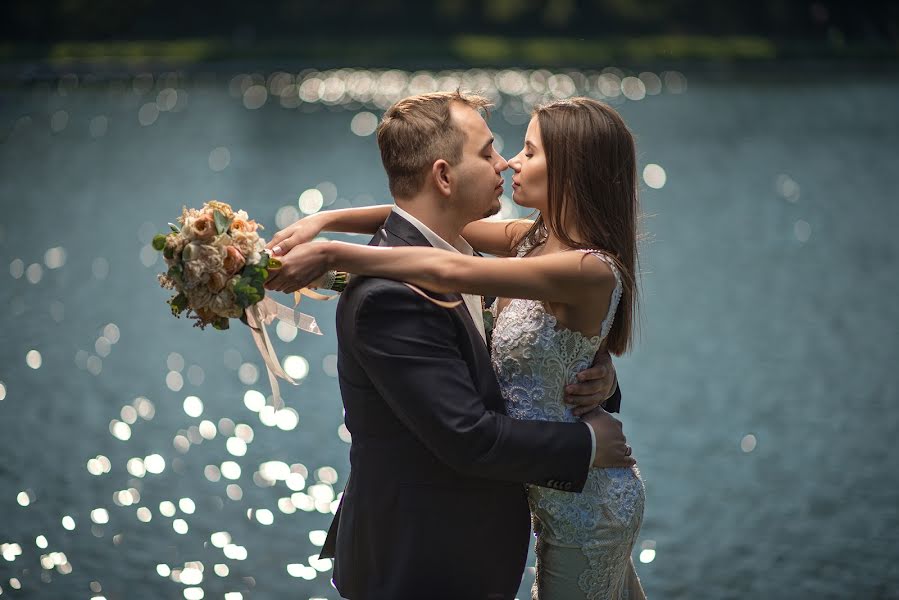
[525,153,533,158]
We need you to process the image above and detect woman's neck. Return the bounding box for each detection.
[541,220,585,254]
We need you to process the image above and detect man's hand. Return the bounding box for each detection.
[265,214,323,257]
[263,241,330,293]
[583,407,635,468]
[565,349,617,417]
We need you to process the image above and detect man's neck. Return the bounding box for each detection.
[394,197,465,246]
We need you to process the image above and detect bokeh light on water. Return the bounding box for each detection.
[1,62,898,599]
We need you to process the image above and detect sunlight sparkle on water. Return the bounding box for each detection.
[243,390,266,412]
[25,350,42,369]
[643,164,667,189]
[741,434,758,453]
[238,363,259,385]
[209,147,231,172]
[350,112,378,136]
[298,190,324,215]
[639,539,657,564]
[183,396,203,418]
[283,355,309,380]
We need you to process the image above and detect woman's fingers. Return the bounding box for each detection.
[266,225,300,252]
[271,232,304,256]
[266,226,294,249]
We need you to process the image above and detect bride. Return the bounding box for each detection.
[267,97,645,599]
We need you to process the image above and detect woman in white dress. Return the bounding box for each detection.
[269,97,645,599]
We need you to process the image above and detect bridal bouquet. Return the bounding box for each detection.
[153,200,276,330]
[152,200,323,408]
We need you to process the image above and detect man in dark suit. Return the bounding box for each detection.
[265,91,633,599]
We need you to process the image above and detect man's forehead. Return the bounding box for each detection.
[450,102,492,144]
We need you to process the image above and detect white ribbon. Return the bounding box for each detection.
[243,296,321,410]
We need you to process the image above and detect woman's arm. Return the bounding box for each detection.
[267,241,616,308]
[266,204,535,258]
[460,218,534,257]
[265,205,392,254]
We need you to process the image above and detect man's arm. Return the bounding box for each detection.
[351,282,598,491]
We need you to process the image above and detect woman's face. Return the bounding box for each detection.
[509,116,548,212]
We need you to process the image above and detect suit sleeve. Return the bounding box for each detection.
[604,383,622,413]
[351,283,592,492]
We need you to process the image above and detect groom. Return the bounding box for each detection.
[265,92,634,599]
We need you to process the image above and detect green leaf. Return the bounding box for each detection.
[212,317,230,330]
[268,257,282,269]
[152,234,168,251]
[233,275,264,308]
[167,265,183,285]
[213,210,232,235]
[169,292,188,315]
[168,222,181,233]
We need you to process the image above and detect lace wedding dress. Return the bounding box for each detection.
[491,248,647,600]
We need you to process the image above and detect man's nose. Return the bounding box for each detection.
[495,156,509,172]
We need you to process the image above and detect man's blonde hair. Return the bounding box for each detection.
[376,91,493,198]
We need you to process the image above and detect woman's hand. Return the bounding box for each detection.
[264,241,331,293]
[265,214,323,257]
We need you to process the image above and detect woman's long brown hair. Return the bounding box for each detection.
[519,97,640,355]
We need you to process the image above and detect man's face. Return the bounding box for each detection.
[448,103,508,222]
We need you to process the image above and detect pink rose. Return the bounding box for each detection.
[191,214,216,241]
[230,218,259,233]
[223,245,246,276]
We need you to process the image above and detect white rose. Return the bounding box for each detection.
[187,285,215,310]
[181,242,225,287]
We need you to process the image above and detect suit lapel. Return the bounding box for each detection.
[378,212,487,349]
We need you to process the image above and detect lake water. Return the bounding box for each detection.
[1,65,898,599]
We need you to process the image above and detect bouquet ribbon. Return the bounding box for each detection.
[242,279,458,411]
[244,296,322,410]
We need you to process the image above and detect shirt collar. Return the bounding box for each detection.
[391,205,474,257]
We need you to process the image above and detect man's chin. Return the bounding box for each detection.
[482,202,502,219]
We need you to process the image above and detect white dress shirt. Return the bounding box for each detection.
[390,206,597,470]
[391,206,487,343]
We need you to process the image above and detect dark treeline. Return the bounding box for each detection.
[2,0,896,45]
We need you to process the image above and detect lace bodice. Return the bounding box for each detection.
[491,247,623,426]
[490,246,645,599]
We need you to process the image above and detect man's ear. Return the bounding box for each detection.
[431,159,452,197]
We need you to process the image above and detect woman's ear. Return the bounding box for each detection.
[431,159,452,197]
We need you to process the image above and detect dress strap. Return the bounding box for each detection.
[576,249,623,343]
